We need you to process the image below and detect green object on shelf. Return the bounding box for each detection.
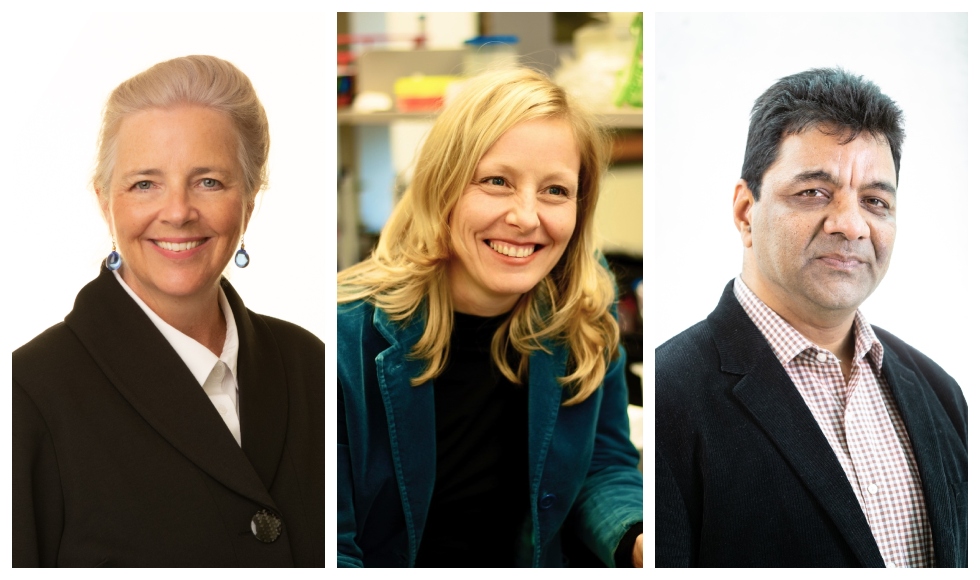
[615,13,643,108]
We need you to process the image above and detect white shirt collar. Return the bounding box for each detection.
[112,270,239,387]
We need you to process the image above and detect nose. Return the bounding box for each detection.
[504,189,541,231]
[823,193,870,241]
[161,184,197,226]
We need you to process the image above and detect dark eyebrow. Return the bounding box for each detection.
[861,180,897,195]
[790,170,839,188]
[790,170,896,195]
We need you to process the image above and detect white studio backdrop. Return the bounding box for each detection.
[653,12,971,401]
[3,11,328,352]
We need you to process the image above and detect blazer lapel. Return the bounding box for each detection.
[223,279,289,491]
[879,346,956,567]
[527,342,565,490]
[525,341,566,567]
[65,268,276,509]
[372,308,436,566]
[711,281,883,567]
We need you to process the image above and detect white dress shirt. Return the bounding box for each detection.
[113,271,242,446]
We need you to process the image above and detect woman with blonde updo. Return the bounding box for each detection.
[13,55,324,567]
[338,67,642,568]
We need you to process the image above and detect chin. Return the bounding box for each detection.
[489,276,543,298]
[151,274,216,299]
[809,288,869,312]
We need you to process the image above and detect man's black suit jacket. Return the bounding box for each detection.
[13,267,325,567]
[655,280,967,567]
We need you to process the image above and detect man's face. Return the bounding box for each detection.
[736,127,897,323]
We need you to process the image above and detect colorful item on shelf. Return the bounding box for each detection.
[615,13,643,108]
[393,75,458,112]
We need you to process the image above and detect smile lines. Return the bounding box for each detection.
[153,240,205,252]
[488,240,536,258]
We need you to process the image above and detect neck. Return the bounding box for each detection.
[121,270,226,356]
[452,301,515,317]
[449,281,519,317]
[740,274,856,365]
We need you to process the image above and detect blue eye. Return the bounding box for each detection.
[134,181,152,190]
[485,177,505,186]
[547,185,568,196]
[202,178,220,188]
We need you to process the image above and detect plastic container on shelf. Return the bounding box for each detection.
[553,13,639,110]
[337,49,356,109]
[393,74,459,112]
[463,35,519,76]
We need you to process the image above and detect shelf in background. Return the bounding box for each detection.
[338,108,642,129]
[337,110,439,125]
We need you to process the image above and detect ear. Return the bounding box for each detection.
[96,188,113,229]
[733,179,755,248]
[244,196,255,229]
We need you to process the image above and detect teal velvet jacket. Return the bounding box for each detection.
[337,300,642,567]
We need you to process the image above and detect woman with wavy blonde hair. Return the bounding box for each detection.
[338,67,642,568]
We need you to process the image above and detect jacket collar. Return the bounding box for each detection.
[709,279,884,567]
[65,266,286,509]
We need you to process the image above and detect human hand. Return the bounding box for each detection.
[633,533,643,567]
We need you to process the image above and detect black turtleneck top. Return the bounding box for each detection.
[414,312,529,567]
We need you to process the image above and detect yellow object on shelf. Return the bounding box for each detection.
[393,75,458,112]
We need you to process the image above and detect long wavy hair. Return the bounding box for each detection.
[338,67,618,405]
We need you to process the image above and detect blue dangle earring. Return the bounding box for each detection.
[234,237,250,268]
[106,240,122,271]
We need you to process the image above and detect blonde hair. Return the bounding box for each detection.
[93,55,269,201]
[339,67,619,405]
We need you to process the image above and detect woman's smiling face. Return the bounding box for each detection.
[447,118,580,316]
[101,105,251,309]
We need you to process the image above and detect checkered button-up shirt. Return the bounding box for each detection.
[734,277,934,568]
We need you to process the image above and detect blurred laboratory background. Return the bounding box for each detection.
[337,11,644,418]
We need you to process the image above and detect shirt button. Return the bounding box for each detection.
[816,352,828,363]
[867,483,879,495]
[251,509,282,543]
[539,493,556,509]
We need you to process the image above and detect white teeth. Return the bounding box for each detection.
[489,241,534,258]
[154,240,204,252]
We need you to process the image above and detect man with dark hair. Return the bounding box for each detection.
[655,69,967,568]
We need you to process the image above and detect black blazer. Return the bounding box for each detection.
[655,280,967,567]
[13,267,325,567]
